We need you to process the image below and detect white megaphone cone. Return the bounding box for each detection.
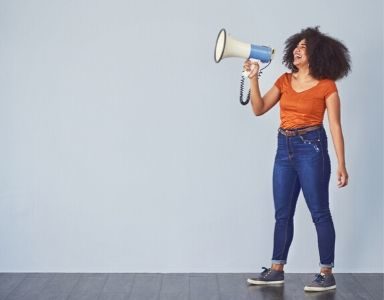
[214,28,275,64]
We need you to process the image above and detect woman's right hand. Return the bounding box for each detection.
[243,59,260,79]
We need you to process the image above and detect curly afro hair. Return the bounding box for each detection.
[282,26,351,80]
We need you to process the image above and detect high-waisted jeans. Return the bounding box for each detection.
[271,126,335,268]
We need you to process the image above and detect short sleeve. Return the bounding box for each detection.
[324,80,338,99]
[274,73,287,91]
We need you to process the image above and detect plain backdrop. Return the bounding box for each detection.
[0,0,383,273]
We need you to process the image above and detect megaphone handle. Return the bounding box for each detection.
[239,59,272,105]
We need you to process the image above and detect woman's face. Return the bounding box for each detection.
[293,39,309,67]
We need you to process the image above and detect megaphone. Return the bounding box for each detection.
[214,28,275,105]
[214,28,274,63]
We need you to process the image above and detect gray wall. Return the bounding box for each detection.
[0,0,382,272]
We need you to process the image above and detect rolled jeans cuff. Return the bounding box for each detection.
[319,262,334,268]
[272,260,287,265]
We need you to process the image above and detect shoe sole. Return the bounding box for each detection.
[247,278,284,285]
[304,285,336,292]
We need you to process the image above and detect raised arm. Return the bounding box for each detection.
[243,60,280,116]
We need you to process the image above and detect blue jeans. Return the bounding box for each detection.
[271,126,335,268]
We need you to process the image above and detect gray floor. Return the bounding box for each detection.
[0,273,382,300]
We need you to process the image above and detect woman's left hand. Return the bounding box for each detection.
[337,166,349,188]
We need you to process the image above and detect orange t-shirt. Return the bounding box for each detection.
[275,73,338,129]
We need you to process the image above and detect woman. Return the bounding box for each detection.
[244,27,351,292]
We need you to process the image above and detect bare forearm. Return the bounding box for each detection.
[329,123,346,167]
[249,77,264,115]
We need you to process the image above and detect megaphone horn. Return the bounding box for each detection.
[214,28,274,63]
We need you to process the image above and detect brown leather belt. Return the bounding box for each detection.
[278,125,322,137]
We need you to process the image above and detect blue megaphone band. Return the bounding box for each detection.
[249,44,273,63]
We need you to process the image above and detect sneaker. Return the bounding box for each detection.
[304,273,336,292]
[247,267,284,285]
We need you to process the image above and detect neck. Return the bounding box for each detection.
[293,65,311,80]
